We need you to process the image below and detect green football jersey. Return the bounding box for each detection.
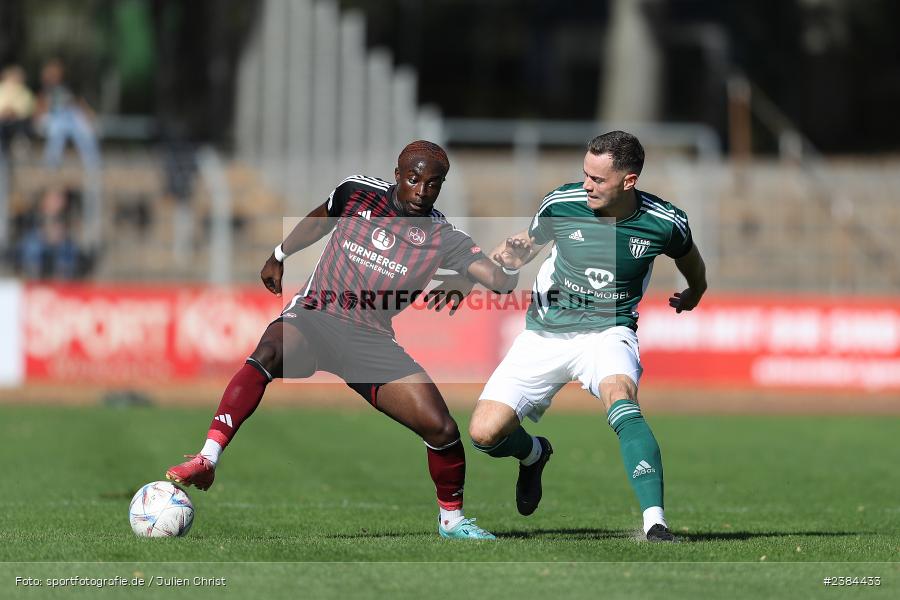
[525,182,693,333]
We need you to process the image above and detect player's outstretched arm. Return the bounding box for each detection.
[488,230,546,267]
[669,244,708,313]
[425,237,531,313]
[466,236,531,294]
[260,202,336,297]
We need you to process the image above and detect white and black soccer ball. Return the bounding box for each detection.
[128,481,194,537]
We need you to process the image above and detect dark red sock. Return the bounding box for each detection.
[426,439,465,511]
[207,361,271,448]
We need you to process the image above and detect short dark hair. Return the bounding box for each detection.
[587,131,644,175]
[398,140,450,175]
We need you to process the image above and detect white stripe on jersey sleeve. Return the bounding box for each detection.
[538,188,587,211]
[640,195,687,224]
[355,175,391,189]
[340,175,390,190]
[532,196,588,232]
[329,175,390,212]
[640,207,688,237]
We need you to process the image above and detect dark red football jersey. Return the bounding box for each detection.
[283,175,487,334]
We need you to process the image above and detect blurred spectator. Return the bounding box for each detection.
[15,187,84,279]
[163,122,198,206]
[34,58,100,169]
[161,120,198,265]
[0,64,35,158]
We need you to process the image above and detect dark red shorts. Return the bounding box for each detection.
[275,309,424,406]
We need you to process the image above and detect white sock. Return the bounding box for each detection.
[519,436,542,466]
[439,508,464,529]
[642,506,667,534]
[200,439,223,466]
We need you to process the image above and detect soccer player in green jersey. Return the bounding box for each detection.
[468,131,707,542]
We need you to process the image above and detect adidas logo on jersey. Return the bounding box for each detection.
[632,460,656,478]
[214,414,233,428]
[568,229,584,241]
[357,210,372,220]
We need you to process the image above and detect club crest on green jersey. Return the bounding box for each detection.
[629,237,651,258]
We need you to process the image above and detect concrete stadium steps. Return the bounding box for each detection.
[454,153,900,293]
[713,163,900,291]
[7,153,900,292]
[8,157,287,282]
[97,166,286,282]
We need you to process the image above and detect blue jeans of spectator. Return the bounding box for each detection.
[43,109,100,169]
[19,230,80,279]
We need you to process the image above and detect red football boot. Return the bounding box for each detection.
[166,454,216,491]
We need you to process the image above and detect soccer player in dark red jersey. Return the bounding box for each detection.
[167,140,527,539]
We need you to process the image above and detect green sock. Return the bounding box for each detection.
[607,399,664,511]
[472,426,534,459]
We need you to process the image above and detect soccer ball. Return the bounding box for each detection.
[128,481,194,537]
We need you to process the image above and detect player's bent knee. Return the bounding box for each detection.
[599,374,638,406]
[254,325,317,378]
[604,385,634,402]
[468,422,505,449]
[250,340,282,375]
[420,416,459,448]
[469,401,520,448]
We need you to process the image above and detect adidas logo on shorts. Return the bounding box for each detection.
[632,460,656,478]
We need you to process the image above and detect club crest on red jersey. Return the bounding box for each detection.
[406,227,427,246]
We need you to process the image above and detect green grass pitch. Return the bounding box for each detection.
[1,403,898,598]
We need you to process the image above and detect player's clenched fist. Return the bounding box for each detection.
[668,288,702,313]
[260,254,284,297]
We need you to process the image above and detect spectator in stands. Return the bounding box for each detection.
[34,58,100,169]
[0,64,35,159]
[162,119,198,203]
[161,119,198,264]
[16,187,83,279]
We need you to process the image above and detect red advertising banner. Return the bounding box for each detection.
[22,284,900,391]
[637,294,900,390]
[23,284,283,382]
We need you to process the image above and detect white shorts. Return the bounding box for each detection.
[479,326,642,422]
